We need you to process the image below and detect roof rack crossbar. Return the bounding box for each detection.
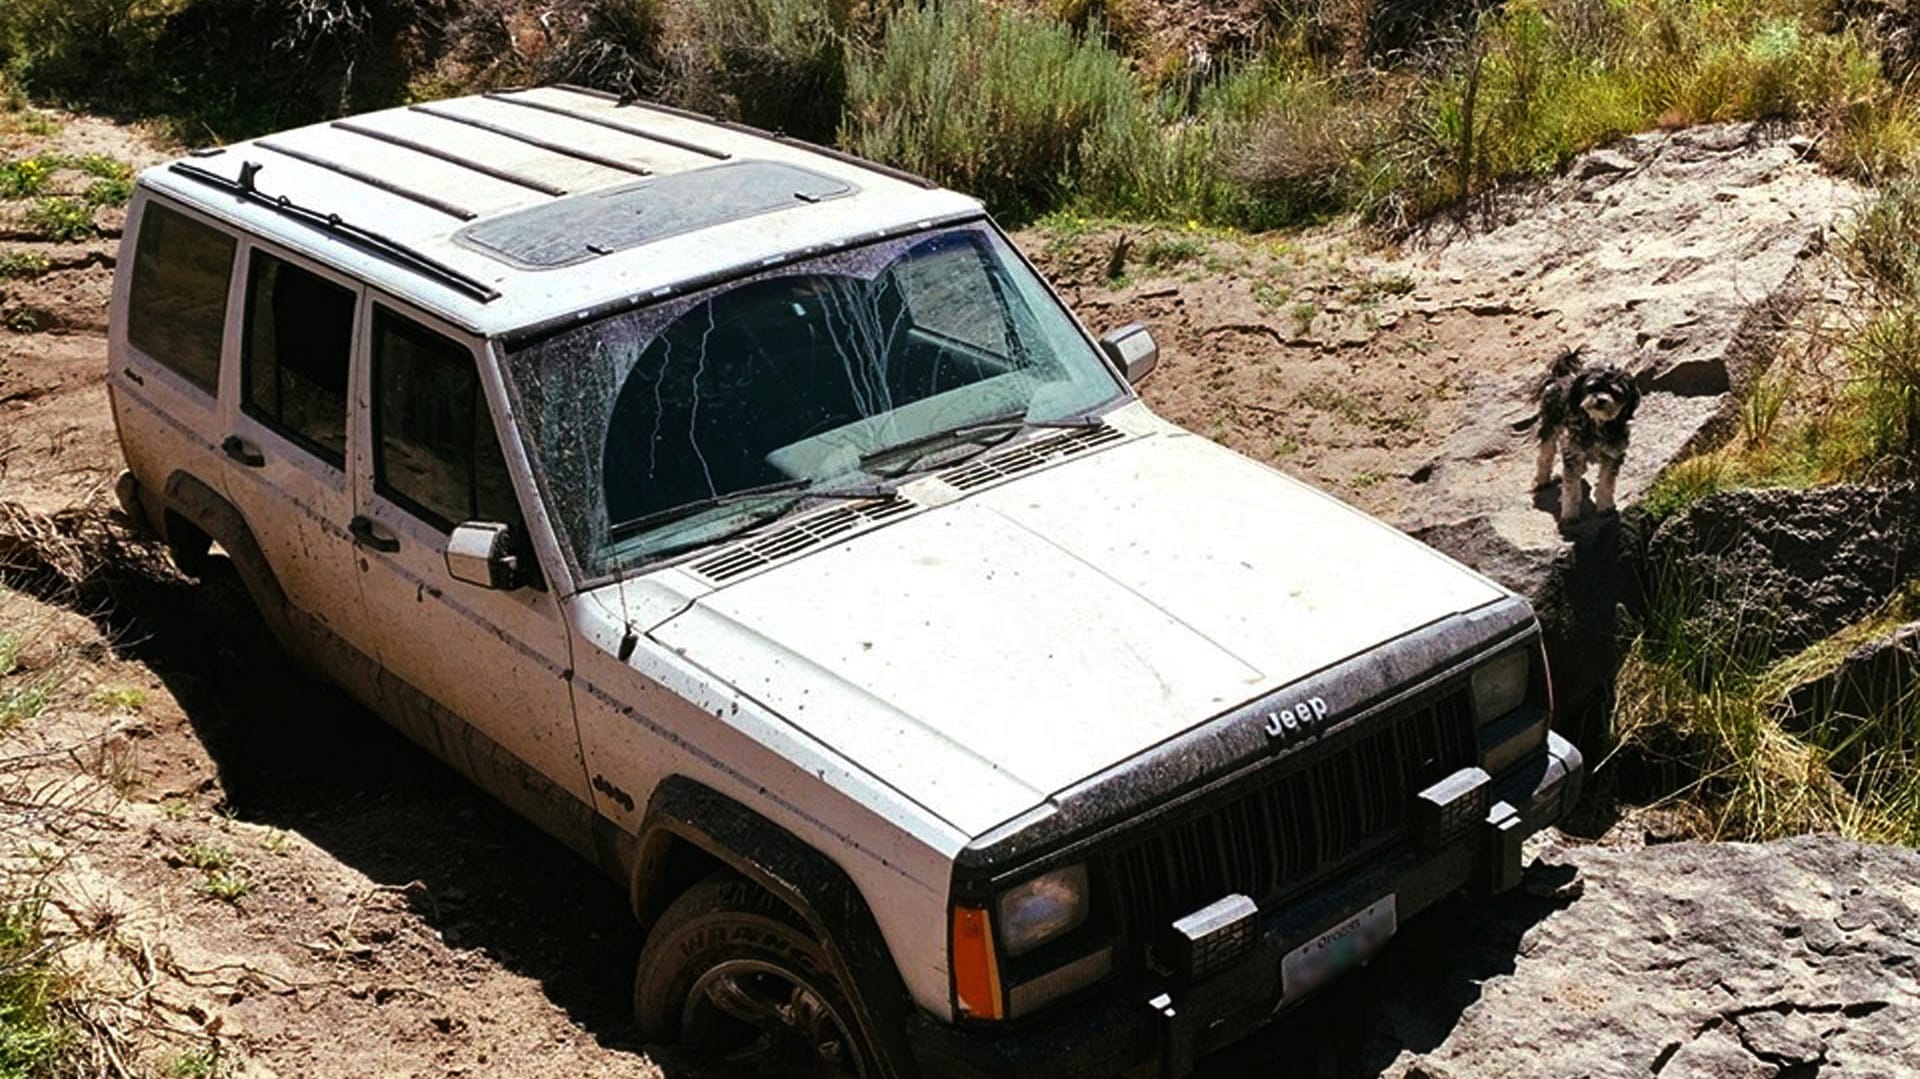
[255,139,478,221]
[410,103,653,177]
[168,162,501,304]
[549,84,938,191]
[485,91,730,161]
[331,120,569,197]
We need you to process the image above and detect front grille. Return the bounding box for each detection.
[1103,689,1475,957]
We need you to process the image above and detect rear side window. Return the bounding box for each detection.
[242,252,355,465]
[372,309,519,532]
[126,202,236,394]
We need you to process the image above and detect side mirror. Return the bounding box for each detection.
[1099,323,1159,385]
[446,521,519,590]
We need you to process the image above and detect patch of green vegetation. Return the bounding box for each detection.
[21,196,91,242]
[0,890,78,1076]
[844,3,1141,222]
[0,249,51,280]
[1357,273,1416,300]
[1,306,48,333]
[0,156,54,198]
[0,683,50,729]
[180,843,235,872]
[0,632,16,677]
[1251,280,1291,311]
[844,0,1909,230]
[1289,302,1317,337]
[182,843,252,901]
[1138,233,1206,269]
[1297,384,1364,423]
[1617,567,1920,845]
[194,869,253,903]
[88,686,144,713]
[165,1047,225,1078]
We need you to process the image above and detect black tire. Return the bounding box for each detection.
[635,874,873,1079]
[162,512,213,580]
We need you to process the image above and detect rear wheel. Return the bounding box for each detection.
[634,874,872,1078]
[162,511,213,579]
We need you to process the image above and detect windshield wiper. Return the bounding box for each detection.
[608,477,895,543]
[859,412,1105,476]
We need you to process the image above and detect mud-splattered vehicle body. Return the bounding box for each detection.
[108,86,1581,1077]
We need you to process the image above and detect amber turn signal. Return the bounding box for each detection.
[950,904,1004,1020]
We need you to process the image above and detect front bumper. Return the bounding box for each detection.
[909,732,1583,1079]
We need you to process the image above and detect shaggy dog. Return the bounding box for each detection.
[1533,350,1640,523]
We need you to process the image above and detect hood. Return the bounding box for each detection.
[642,430,1507,837]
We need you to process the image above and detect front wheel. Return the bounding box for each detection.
[634,874,873,1078]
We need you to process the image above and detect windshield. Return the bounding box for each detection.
[503,222,1126,581]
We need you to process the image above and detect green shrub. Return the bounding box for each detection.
[845,1,1142,220]
[0,157,54,198]
[1847,179,1920,296]
[1849,303,1920,464]
[0,891,76,1077]
[659,0,851,142]
[532,0,669,100]
[21,197,91,241]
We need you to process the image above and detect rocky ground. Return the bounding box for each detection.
[3,104,1917,1076]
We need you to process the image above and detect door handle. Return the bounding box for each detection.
[221,435,264,468]
[348,515,399,553]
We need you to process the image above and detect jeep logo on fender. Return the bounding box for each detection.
[1263,696,1330,743]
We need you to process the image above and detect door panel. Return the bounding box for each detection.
[351,302,590,806]
[218,245,378,686]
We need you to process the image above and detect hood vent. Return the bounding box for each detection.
[691,496,914,583]
[939,423,1126,491]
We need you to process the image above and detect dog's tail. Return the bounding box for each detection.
[1514,347,1585,432]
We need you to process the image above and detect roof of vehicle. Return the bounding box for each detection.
[138,85,984,340]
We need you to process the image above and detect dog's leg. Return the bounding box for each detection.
[1559,450,1586,521]
[1533,434,1559,490]
[1595,454,1620,513]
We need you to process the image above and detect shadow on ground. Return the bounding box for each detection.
[42,554,650,1058]
[1194,870,1574,1076]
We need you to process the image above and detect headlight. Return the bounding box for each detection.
[1470,649,1529,722]
[996,864,1089,957]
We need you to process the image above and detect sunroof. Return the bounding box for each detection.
[457,160,856,269]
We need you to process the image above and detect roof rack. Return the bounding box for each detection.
[168,161,501,304]
[331,120,569,197]
[549,84,939,191]
[409,103,653,177]
[257,139,478,221]
[482,91,731,161]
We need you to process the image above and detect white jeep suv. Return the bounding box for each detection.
[108,85,1582,1078]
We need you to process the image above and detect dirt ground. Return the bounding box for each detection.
[1026,219,1537,525]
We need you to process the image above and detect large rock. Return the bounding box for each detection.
[1391,124,1862,748]
[1642,484,1920,664]
[1782,621,1920,730]
[1200,835,1920,1077]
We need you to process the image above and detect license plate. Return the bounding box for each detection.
[1280,895,1397,1002]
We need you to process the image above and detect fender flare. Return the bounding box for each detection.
[160,470,297,652]
[634,775,919,1079]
